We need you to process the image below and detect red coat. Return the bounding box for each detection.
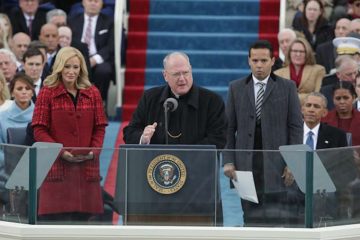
[32,83,108,215]
[322,109,360,146]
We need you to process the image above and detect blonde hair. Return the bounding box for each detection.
[284,37,316,67]
[44,47,91,89]
[0,13,13,49]
[0,71,10,102]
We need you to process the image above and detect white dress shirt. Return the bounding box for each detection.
[33,78,42,96]
[252,74,269,100]
[303,123,320,150]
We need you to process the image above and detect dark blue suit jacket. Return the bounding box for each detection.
[68,13,114,64]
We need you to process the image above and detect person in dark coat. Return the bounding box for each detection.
[67,0,114,104]
[9,0,47,40]
[316,18,351,74]
[224,40,303,227]
[292,0,333,51]
[293,92,352,226]
[123,51,227,149]
[320,55,358,110]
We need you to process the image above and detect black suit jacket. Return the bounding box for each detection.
[123,85,227,149]
[321,73,338,87]
[316,123,348,149]
[316,41,336,74]
[9,7,47,40]
[68,13,114,64]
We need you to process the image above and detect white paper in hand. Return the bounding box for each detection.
[231,171,258,204]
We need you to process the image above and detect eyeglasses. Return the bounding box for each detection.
[290,50,306,54]
[167,70,191,78]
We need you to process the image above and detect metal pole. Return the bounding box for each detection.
[28,147,37,224]
[305,150,314,228]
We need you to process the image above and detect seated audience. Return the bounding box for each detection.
[274,37,325,103]
[23,47,45,101]
[0,73,34,207]
[10,32,31,71]
[0,48,17,84]
[322,81,360,145]
[0,71,11,111]
[316,17,351,74]
[46,8,67,27]
[9,0,46,40]
[292,0,333,51]
[68,0,114,105]
[28,40,50,80]
[273,28,297,71]
[350,18,360,34]
[58,26,72,47]
[39,23,59,69]
[348,0,360,19]
[303,92,348,150]
[320,55,358,110]
[0,13,13,49]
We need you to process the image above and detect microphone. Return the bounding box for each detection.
[163,98,178,144]
[163,98,178,112]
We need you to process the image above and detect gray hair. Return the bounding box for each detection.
[303,92,328,108]
[0,48,17,64]
[277,28,297,40]
[335,55,358,72]
[46,8,67,23]
[163,51,190,69]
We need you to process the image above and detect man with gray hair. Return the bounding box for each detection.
[302,92,348,150]
[123,51,227,148]
[46,8,67,27]
[273,28,297,71]
[350,18,360,35]
[278,28,297,60]
[0,49,17,83]
[320,55,358,110]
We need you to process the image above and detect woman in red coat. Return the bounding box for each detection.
[32,47,108,222]
[322,81,360,146]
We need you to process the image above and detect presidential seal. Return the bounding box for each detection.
[147,154,187,194]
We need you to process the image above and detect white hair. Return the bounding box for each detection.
[0,48,17,64]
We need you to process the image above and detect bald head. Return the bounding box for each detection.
[39,23,59,53]
[11,32,31,62]
[335,18,351,38]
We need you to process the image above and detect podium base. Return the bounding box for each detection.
[124,215,215,226]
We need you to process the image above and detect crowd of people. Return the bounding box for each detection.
[0,0,360,227]
[0,0,112,223]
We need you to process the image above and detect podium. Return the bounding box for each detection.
[114,144,219,226]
